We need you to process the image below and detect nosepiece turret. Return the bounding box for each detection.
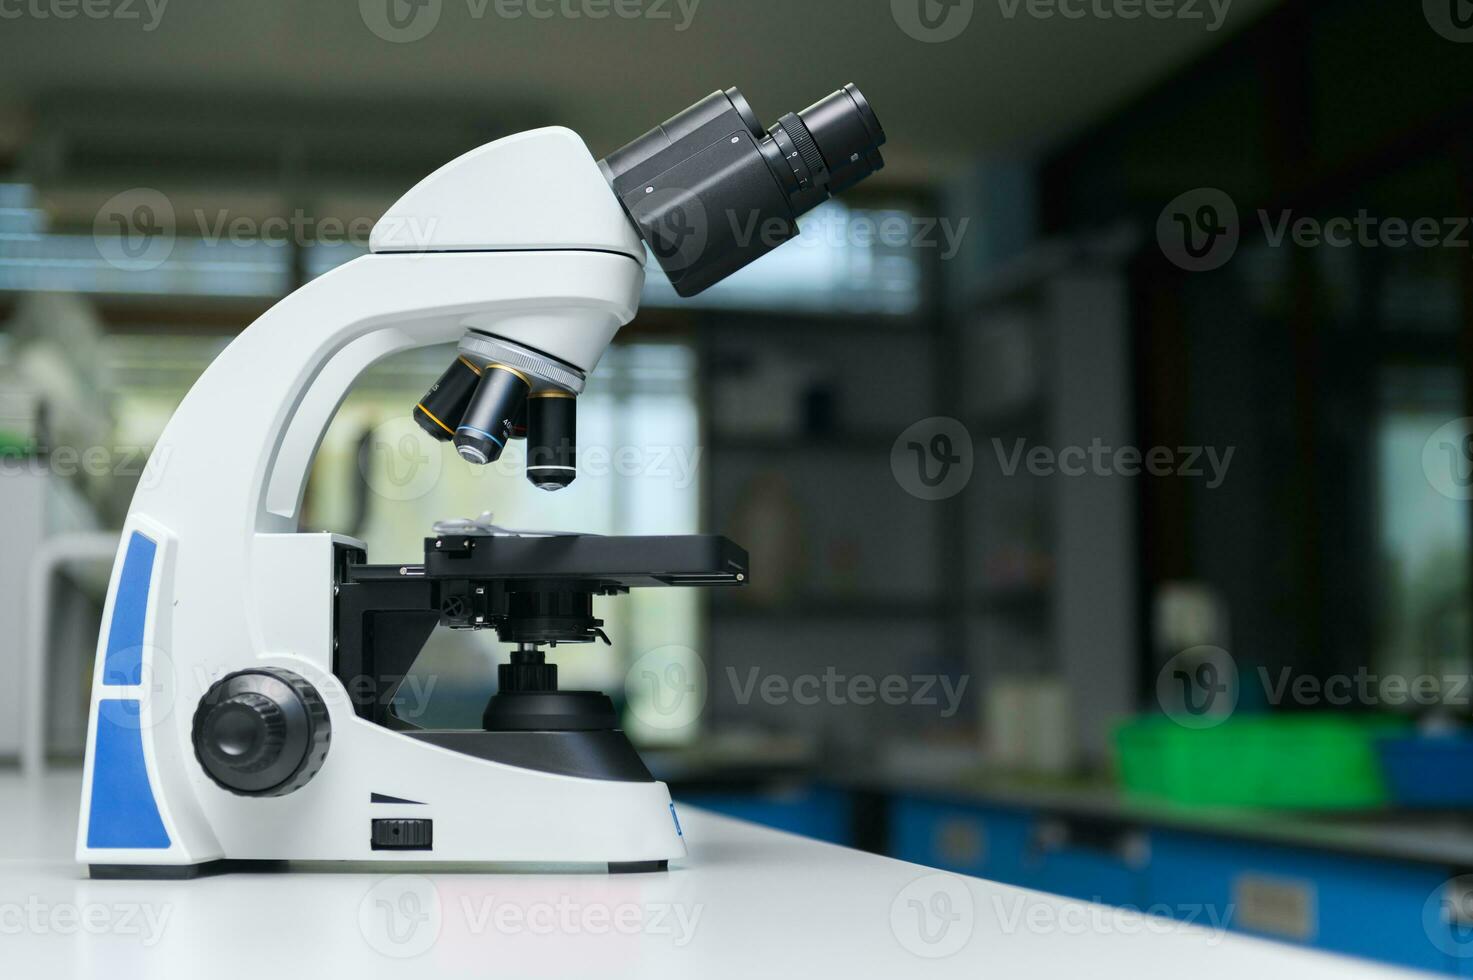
[413,334,585,490]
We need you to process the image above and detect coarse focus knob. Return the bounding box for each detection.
[192,668,330,797]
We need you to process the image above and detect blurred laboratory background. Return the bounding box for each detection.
[5,0,1473,972]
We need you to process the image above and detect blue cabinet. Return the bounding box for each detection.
[889,796,1032,883]
[1019,816,1147,907]
[676,785,851,845]
[1146,831,1456,974]
[888,797,1145,906]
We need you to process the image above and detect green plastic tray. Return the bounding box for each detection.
[1114,714,1405,809]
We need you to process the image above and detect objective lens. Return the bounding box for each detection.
[509,399,528,440]
[414,356,482,442]
[525,391,576,490]
[453,365,530,465]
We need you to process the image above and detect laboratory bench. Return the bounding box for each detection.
[662,767,1473,976]
[0,770,1419,979]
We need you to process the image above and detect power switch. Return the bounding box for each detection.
[371,818,433,851]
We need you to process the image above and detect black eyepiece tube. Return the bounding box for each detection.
[793,83,886,194]
[525,391,577,491]
[599,82,886,297]
[414,356,482,442]
[453,365,529,465]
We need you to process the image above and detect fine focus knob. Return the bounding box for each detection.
[192,668,330,797]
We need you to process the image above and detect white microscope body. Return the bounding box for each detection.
[76,84,884,876]
[74,129,681,873]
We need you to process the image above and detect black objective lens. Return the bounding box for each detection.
[509,399,528,440]
[600,83,886,298]
[414,356,482,442]
[453,365,530,465]
[525,391,576,490]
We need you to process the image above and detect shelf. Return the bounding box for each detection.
[698,310,935,337]
[708,433,901,454]
[969,399,1048,435]
[973,587,1051,615]
[709,599,955,622]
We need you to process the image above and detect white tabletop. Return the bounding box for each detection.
[0,772,1420,979]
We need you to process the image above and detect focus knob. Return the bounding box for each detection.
[192,668,330,797]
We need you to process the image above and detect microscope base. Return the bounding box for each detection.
[89,859,669,879]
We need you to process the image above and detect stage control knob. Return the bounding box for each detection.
[192,667,330,797]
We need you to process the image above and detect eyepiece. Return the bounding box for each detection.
[792,83,886,194]
[525,391,577,491]
[414,356,482,442]
[599,82,886,297]
[453,364,529,465]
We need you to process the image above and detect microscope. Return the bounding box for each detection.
[77,84,885,877]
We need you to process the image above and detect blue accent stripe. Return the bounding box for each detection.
[669,803,683,837]
[454,425,505,447]
[87,699,170,850]
[102,532,156,686]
